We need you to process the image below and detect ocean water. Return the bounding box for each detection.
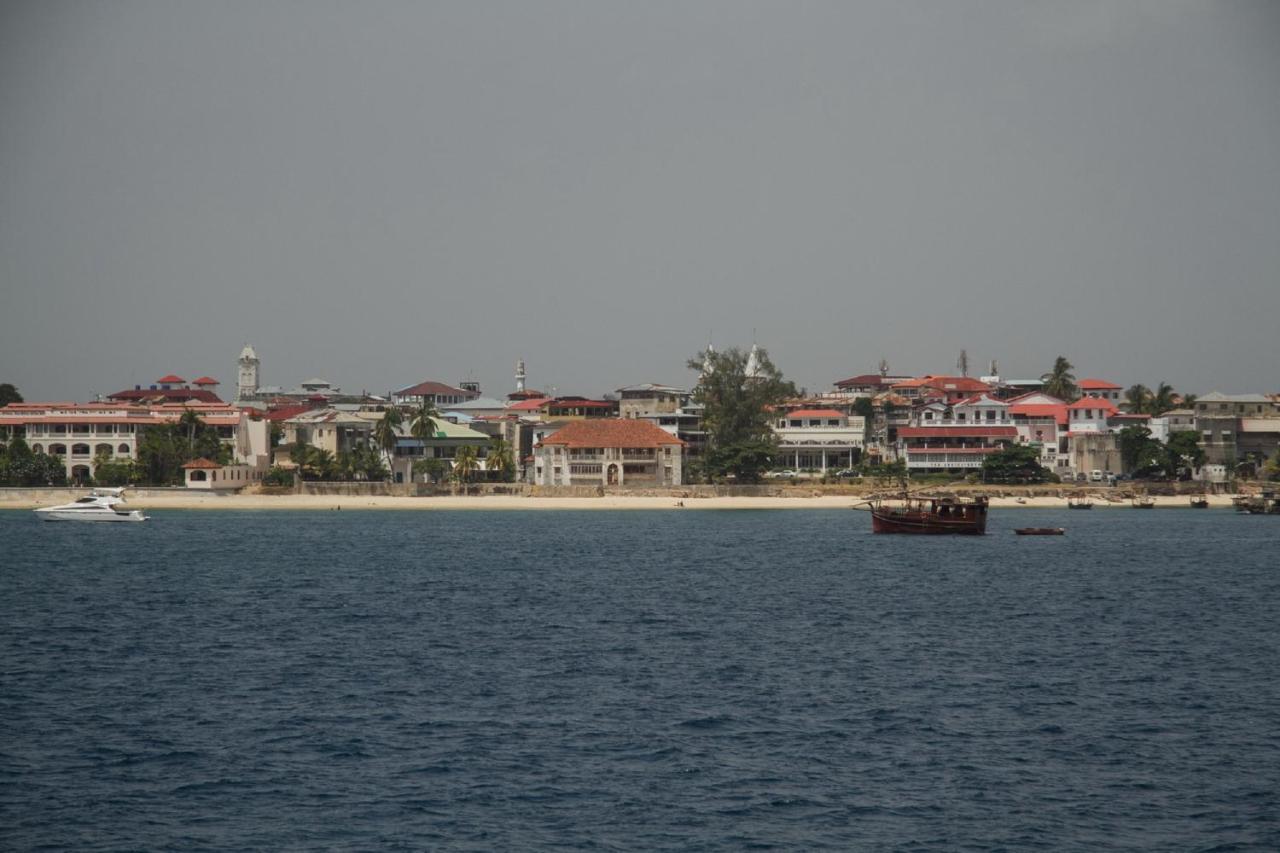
[1,507,1278,851]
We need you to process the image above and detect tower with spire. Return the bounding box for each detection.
[515,358,526,394]
[237,344,260,400]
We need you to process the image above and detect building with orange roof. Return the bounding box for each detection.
[0,401,270,484]
[533,418,684,486]
[772,408,865,473]
[1076,379,1123,404]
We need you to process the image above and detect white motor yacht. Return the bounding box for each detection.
[33,488,148,522]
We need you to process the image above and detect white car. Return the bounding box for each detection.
[766,469,798,479]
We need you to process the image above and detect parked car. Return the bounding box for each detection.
[1075,473,1088,483]
[833,469,861,478]
[766,469,798,479]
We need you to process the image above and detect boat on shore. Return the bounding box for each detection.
[1015,527,1065,535]
[868,494,988,535]
[1132,495,1156,509]
[1234,490,1280,515]
[1067,497,1094,510]
[33,488,148,523]
[1189,496,1210,509]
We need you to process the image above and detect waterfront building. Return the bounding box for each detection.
[182,457,261,490]
[773,408,865,472]
[280,407,377,456]
[1194,392,1280,468]
[0,401,270,483]
[532,419,684,487]
[897,425,1017,473]
[389,418,493,483]
[1007,392,1069,472]
[1066,395,1119,433]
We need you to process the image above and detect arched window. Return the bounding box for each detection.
[118,443,130,455]
[95,444,113,457]
[72,443,91,456]
[31,444,43,454]
[49,444,67,456]
[189,470,207,482]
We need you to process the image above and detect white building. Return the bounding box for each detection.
[533,419,684,486]
[773,408,865,472]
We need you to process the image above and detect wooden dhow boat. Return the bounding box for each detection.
[865,493,989,535]
[1015,527,1065,535]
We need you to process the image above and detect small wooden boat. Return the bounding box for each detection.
[1067,497,1093,509]
[1132,496,1156,509]
[1189,496,1210,509]
[1015,527,1065,535]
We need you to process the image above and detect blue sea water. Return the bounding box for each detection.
[1,507,1278,851]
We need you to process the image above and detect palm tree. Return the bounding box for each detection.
[1125,384,1152,414]
[177,407,204,456]
[1041,356,1078,402]
[409,401,439,481]
[1149,382,1177,416]
[373,407,403,480]
[453,445,479,483]
[485,437,513,482]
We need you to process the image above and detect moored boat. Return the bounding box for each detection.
[1132,495,1156,509]
[1015,527,1065,535]
[33,488,148,522]
[1067,497,1093,510]
[869,494,988,535]
[1189,496,1210,509]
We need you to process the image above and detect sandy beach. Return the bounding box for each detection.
[0,492,1240,511]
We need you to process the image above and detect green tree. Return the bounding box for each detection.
[484,437,514,482]
[1118,425,1165,476]
[453,445,479,483]
[1165,430,1204,478]
[686,346,798,482]
[91,450,139,486]
[1040,356,1078,402]
[413,457,446,484]
[409,401,439,448]
[0,383,22,406]
[1124,384,1151,414]
[373,408,403,479]
[851,396,876,445]
[981,443,1049,483]
[1149,382,1178,416]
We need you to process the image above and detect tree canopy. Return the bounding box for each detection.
[0,383,22,406]
[686,346,797,482]
[981,443,1051,483]
[1040,357,1078,402]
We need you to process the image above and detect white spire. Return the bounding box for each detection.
[744,342,762,380]
[515,358,526,393]
[700,341,716,378]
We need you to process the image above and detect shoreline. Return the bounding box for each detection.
[0,493,1241,511]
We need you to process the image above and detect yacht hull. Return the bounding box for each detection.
[34,509,147,522]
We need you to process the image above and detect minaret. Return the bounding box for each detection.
[237,344,260,400]
[515,359,526,394]
[700,342,716,380]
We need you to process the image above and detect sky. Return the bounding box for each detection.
[2,0,1278,402]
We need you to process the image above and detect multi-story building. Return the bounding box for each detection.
[532,419,684,487]
[890,376,993,404]
[0,401,270,483]
[897,425,1017,473]
[1195,392,1280,467]
[773,408,865,472]
[1077,378,1123,405]
[616,384,688,419]
[106,374,224,405]
[391,380,481,409]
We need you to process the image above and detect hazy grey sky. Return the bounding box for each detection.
[2,0,1277,401]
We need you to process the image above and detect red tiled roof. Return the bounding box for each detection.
[156,374,186,384]
[953,393,1007,407]
[107,388,223,404]
[1005,391,1066,405]
[507,398,551,411]
[784,409,846,419]
[906,447,999,454]
[834,374,910,388]
[546,398,615,409]
[191,376,219,385]
[1067,396,1119,412]
[1078,378,1122,390]
[892,375,992,393]
[539,419,684,448]
[264,404,317,422]
[1009,403,1069,424]
[182,457,221,469]
[396,380,472,398]
[899,426,1018,439]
